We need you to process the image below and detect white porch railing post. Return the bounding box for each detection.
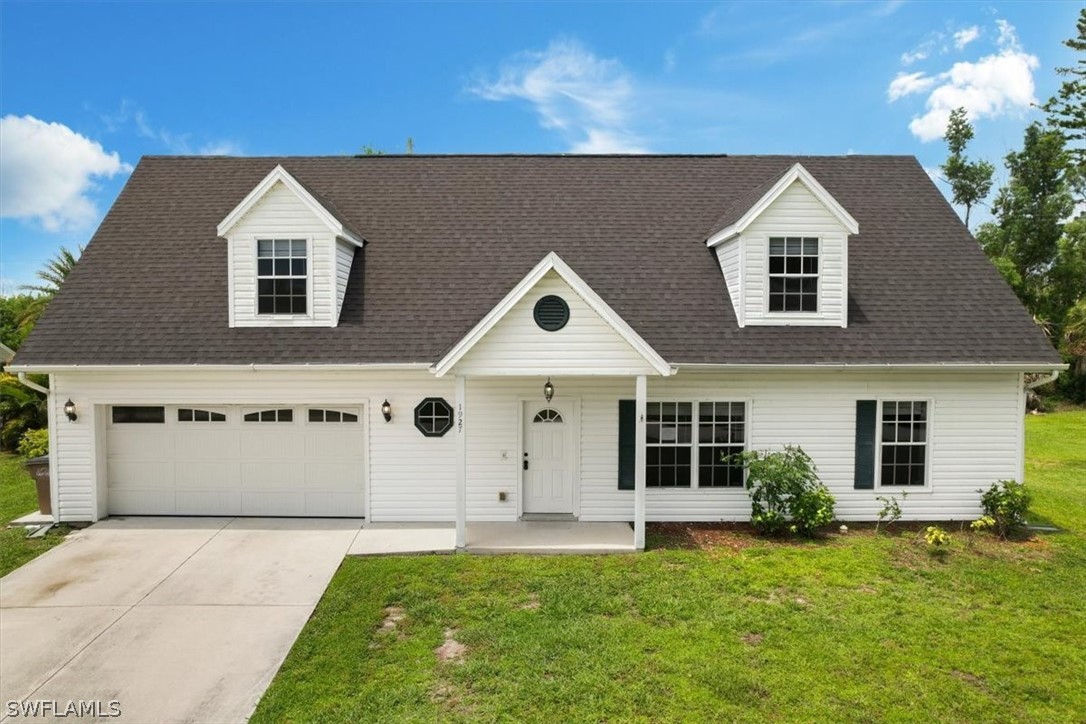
[455,375,467,549]
[634,374,647,550]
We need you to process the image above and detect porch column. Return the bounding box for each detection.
[634,374,647,550]
[455,375,467,549]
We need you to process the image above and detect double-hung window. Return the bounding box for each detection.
[257,239,307,315]
[878,401,929,486]
[768,237,819,313]
[646,401,747,488]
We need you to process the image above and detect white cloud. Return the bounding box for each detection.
[0,115,131,231]
[887,71,936,101]
[99,100,240,155]
[901,47,930,65]
[888,20,1039,142]
[469,39,648,153]
[953,25,980,50]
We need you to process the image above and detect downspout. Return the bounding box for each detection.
[17,372,49,395]
[1025,370,1061,390]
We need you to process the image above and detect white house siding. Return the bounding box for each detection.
[49,368,1021,524]
[335,240,355,322]
[714,238,742,323]
[453,271,660,376]
[740,180,849,327]
[49,370,456,523]
[227,180,338,327]
[466,370,1020,522]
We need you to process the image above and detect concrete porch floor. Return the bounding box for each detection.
[347,521,636,555]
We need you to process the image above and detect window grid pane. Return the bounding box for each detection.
[697,402,746,487]
[257,238,307,315]
[646,402,693,488]
[768,236,819,313]
[879,401,928,486]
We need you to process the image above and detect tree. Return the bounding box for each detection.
[359,145,384,156]
[18,245,83,333]
[0,373,46,451]
[0,294,39,350]
[941,107,995,228]
[1042,8,1086,199]
[975,123,1075,319]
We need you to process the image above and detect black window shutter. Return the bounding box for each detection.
[854,400,877,490]
[618,399,636,490]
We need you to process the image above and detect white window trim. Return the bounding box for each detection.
[252,237,314,320]
[645,398,752,491]
[874,398,935,491]
[764,235,823,317]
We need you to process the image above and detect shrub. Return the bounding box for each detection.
[979,480,1032,537]
[875,492,907,534]
[17,428,49,458]
[733,446,836,537]
[970,516,996,533]
[924,526,951,556]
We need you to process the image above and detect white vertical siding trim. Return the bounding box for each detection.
[47,374,59,523]
[1016,372,1026,484]
[740,181,851,327]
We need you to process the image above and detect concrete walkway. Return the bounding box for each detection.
[348,521,635,555]
[0,517,362,724]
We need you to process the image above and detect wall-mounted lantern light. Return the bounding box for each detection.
[543,378,555,403]
[64,398,78,422]
[381,399,392,422]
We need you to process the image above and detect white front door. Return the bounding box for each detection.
[522,401,576,514]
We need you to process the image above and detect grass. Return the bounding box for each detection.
[0,453,69,578]
[254,410,1086,723]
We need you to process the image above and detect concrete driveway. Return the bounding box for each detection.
[0,517,362,723]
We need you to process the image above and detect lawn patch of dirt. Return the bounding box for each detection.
[436,628,466,663]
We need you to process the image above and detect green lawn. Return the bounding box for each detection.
[254,411,1086,723]
[0,453,69,578]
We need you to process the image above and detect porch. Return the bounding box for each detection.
[348,521,636,556]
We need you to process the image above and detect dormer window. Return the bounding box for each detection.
[257,239,308,315]
[768,237,819,313]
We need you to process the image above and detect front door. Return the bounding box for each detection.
[522,401,576,514]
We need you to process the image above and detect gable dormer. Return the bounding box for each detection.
[706,163,858,328]
[217,165,364,328]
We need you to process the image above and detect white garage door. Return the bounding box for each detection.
[106,405,365,517]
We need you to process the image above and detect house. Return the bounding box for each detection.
[10,154,1063,549]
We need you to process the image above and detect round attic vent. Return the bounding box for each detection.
[533,295,570,332]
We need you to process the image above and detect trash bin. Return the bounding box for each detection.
[23,455,51,516]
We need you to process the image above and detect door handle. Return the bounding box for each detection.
[523,453,529,470]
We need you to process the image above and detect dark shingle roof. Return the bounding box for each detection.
[13,154,1061,367]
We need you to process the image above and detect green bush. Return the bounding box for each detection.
[980,480,1033,537]
[733,445,836,537]
[17,428,49,458]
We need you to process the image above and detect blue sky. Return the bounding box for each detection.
[0,1,1079,291]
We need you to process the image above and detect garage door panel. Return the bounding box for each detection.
[110,489,177,515]
[305,462,363,491]
[175,461,241,489]
[305,430,362,459]
[241,491,306,516]
[175,430,240,459]
[239,431,304,459]
[305,492,365,517]
[240,461,305,490]
[176,490,242,516]
[108,461,174,489]
[107,429,174,459]
[108,405,364,517]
